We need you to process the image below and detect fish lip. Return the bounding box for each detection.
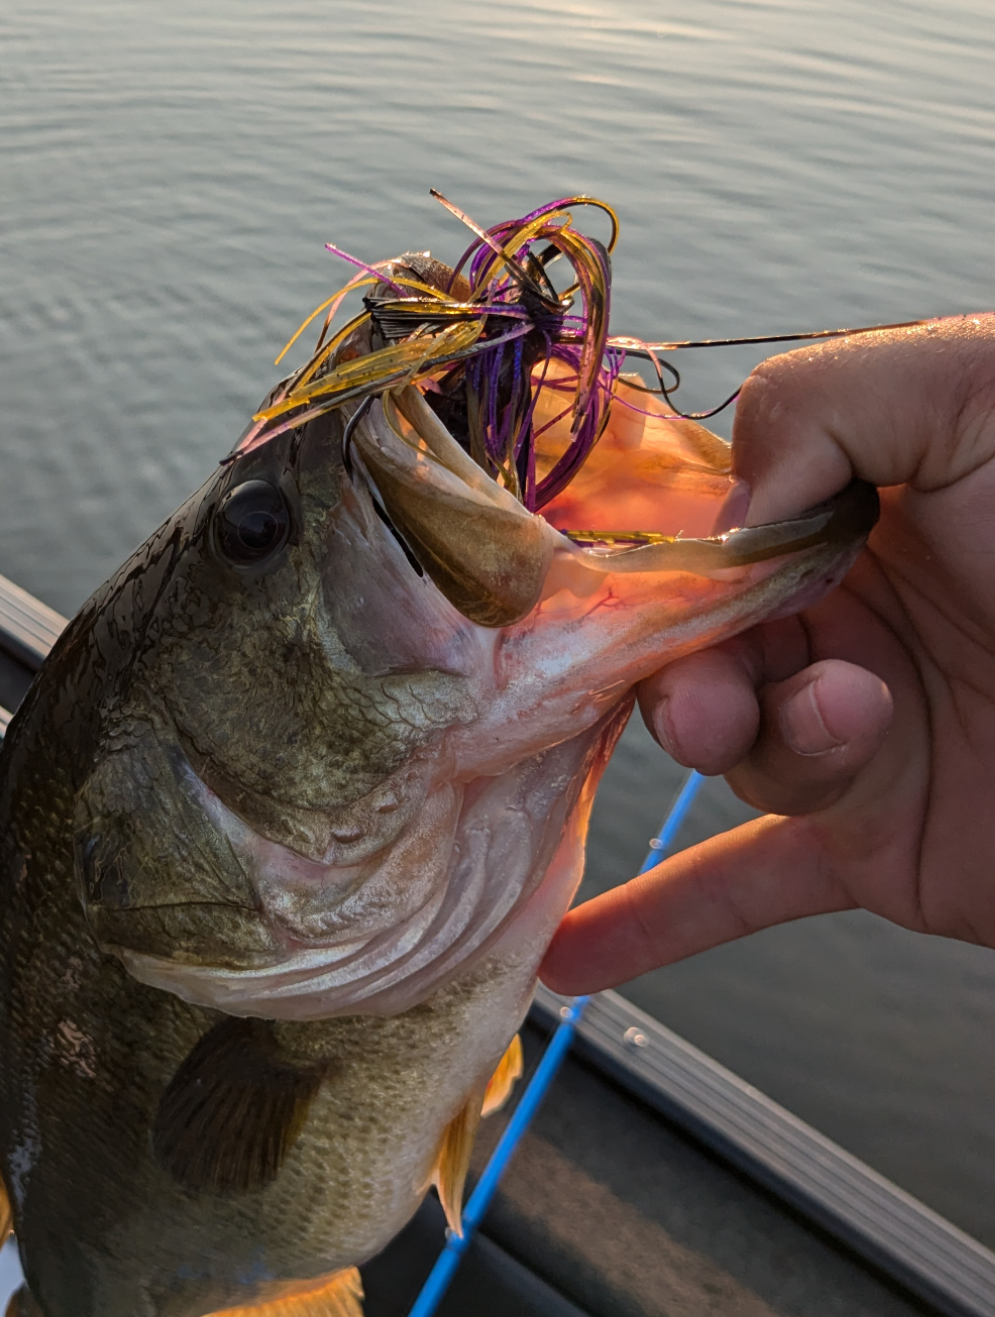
[350,382,878,625]
[718,478,879,559]
[561,478,880,570]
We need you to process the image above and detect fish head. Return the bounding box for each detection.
[72,299,877,1023]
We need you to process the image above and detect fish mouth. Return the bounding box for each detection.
[233,210,879,635]
[328,373,879,795]
[344,376,878,634]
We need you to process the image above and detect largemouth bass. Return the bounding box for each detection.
[0,201,877,1317]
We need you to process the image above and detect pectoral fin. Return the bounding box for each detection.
[152,1017,325,1194]
[481,1033,524,1117]
[430,1091,484,1236]
[207,1267,363,1317]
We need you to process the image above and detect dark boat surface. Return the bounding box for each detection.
[1,572,993,1317]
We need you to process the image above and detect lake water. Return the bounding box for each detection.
[2,0,995,1263]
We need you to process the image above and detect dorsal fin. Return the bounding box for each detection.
[152,1017,325,1194]
[481,1033,524,1117]
[207,1266,363,1316]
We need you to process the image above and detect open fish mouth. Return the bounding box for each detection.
[323,377,877,641]
[231,194,878,635]
[80,197,879,1020]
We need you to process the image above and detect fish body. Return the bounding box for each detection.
[0,235,877,1316]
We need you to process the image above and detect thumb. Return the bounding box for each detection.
[733,314,995,526]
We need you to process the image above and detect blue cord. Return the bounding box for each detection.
[406,996,589,1317]
[638,768,703,873]
[405,766,706,1316]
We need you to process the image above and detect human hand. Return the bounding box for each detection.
[541,314,995,994]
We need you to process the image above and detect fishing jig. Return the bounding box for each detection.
[231,192,936,521]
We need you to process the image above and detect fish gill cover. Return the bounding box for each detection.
[232,193,689,534]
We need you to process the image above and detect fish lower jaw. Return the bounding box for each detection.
[761,539,865,621]
[460,537,864,779]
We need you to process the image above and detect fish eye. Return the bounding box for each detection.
[214,480,291,566]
